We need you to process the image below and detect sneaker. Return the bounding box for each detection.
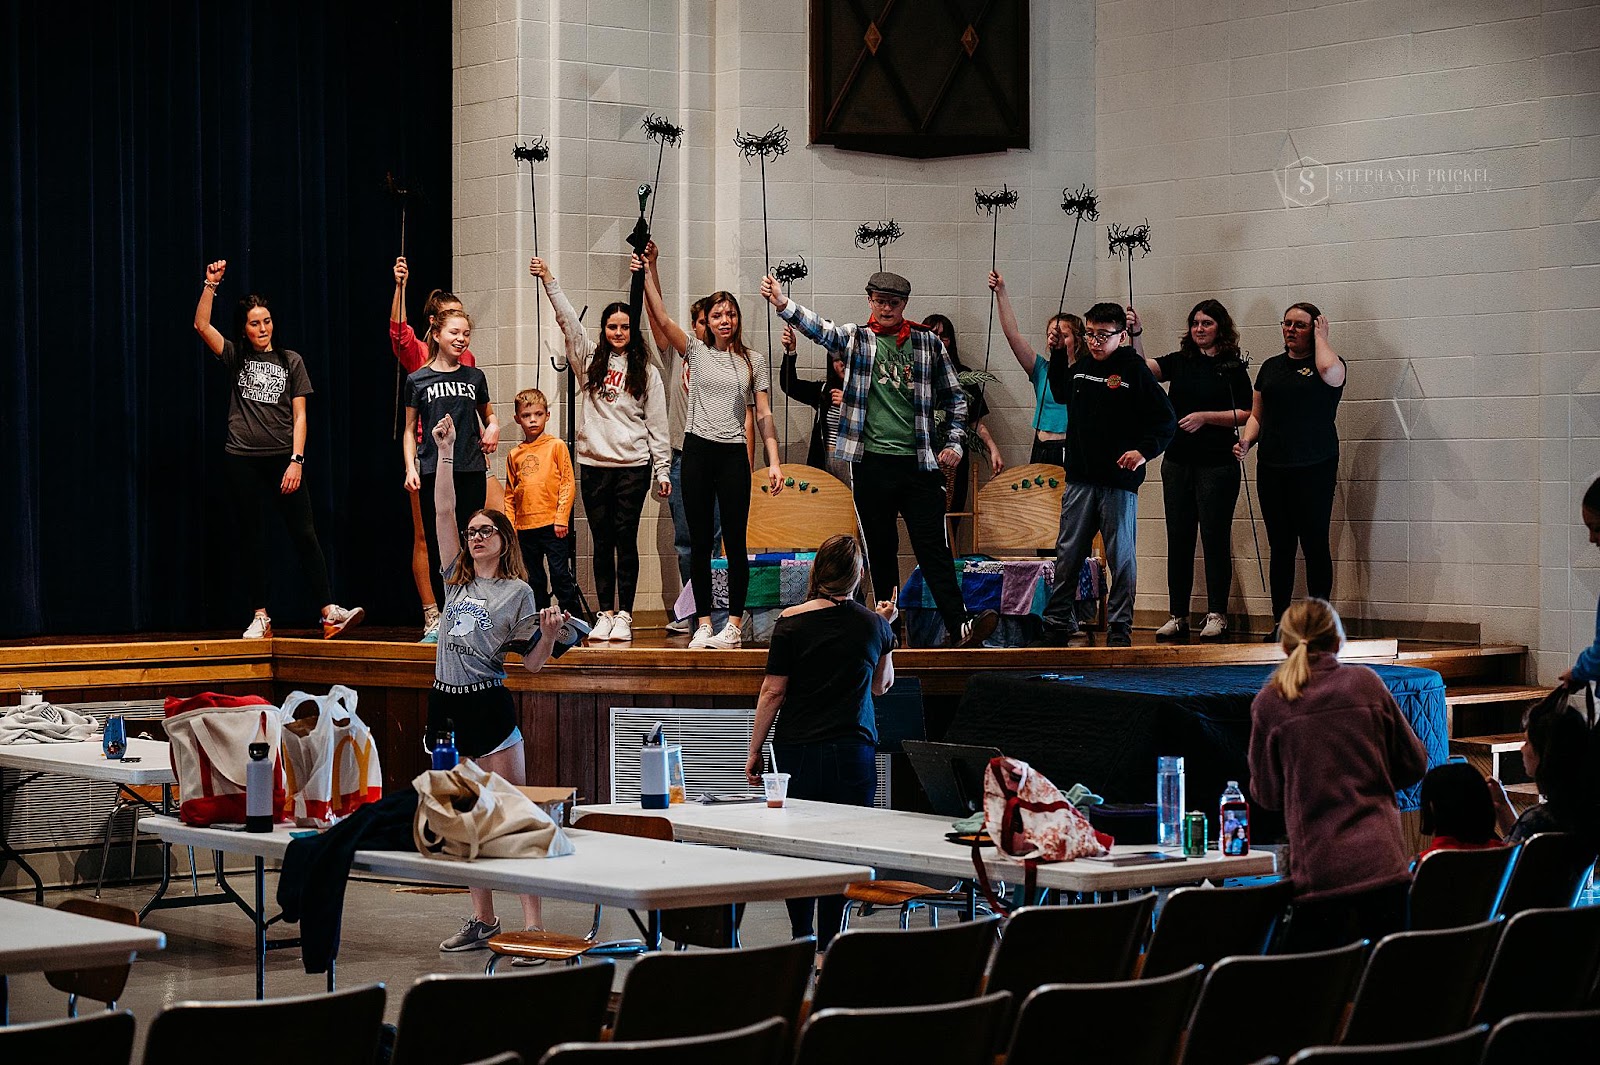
[1027,627,1092,648]
[589,612,615,641]
[610,611,633,642]
[439,915,501,952]
[949,609,1000,648]
[1155,616,1190,641]
[1108,630,1133,648]
[704,621,744,649]
[1199,613,1228,639]
[688,622,716,649]
[242,612,272,640]
[665,616,691,636]
[321,604,365,639]
[420,626,439,645]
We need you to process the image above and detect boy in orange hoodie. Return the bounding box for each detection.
[504,389,582,615]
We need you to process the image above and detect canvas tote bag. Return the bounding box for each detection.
[413,758,575,861]
[164,692,286,827]
[278,685,383,828]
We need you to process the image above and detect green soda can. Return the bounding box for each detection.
[1182,811,1208,857]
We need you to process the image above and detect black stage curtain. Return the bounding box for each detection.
[0,2,455,637]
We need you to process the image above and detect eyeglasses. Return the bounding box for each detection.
[464,526,500,541]
[1084,329,1123,343]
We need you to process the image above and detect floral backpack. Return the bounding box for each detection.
[972,756,1113,912]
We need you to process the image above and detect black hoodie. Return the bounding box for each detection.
[1048,345,1176,491]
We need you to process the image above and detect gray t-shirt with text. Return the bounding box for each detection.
[434,563,541,690]
[218,340,313,456]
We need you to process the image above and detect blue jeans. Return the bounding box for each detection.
[1041,483,1139,639]
[669,448,726,625]
[772,739,877,948]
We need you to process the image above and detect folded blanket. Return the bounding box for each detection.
[0,704,97,744]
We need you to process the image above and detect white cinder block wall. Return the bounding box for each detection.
[456,0,1600,680]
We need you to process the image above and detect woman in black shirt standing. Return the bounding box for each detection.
[746,534,897,949]
[1147,301,1252,641]
[1235,303,1346,636]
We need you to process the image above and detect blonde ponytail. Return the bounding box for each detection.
[1269,598,1345,701]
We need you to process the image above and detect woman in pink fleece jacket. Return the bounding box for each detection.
[1249,598,1428,950]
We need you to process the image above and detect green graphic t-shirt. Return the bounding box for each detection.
[862,331,916,456]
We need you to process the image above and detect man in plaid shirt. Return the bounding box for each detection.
[761,270,999,648]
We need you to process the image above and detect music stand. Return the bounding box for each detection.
[903,739,1002,818]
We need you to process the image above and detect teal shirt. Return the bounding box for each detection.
[1030,356,1068,434]
[862,331,917,456]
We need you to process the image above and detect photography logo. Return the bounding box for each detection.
[1279,156,1329,208]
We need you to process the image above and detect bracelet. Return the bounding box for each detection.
[439,457,454,464]
[1129,329,1142,337]
[203,281,219,290]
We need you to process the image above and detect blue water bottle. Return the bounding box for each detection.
[432,722,459,771]
[102,714,127,760]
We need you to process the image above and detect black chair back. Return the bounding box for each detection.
[1481,1009,1600,1065]
[612,938,814,1042]
[1341,919,1503,1045]
[1475,905,1600,1024]
[1006,965,1203,1065]
[1497,832,1598,916]
[464,1056,523,1065]
[793,992,1011,1065]
[811,916,1000,1011]
[540,1017,786,1065]
[0,1009,134,1065]
[986,894,1154,1033]
[1142,881,1292,978]
[1286,1025,1488,1064]
[1181,941,1368,1065]
[144,983,386,1065]
[1408,847,1518,930]
[391,964,611,1065]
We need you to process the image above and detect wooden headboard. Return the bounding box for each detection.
[746,464,858,552]
[973,463,1068,555]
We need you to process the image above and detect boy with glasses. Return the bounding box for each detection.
[1033,303,1175,647]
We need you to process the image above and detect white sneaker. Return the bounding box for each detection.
[688,623,716,649]
[704,622,743,649]
[242,613,272,639]
[321,604,365,639]
[1154,615,1190,641]
[1199,613,1229,639]
[665,617,691,636]
[611,611,633,641]
[589,612,615,641]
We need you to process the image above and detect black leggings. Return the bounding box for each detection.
[418,470,487,607]
[1163,458,1241,616]
[224,453,332,612]
[1257,456,1337,621]
[579,464,650,613]
[681,434,751,620]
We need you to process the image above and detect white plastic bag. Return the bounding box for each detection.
[278,685,382,828]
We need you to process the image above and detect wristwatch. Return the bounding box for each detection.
[291,453,305,464]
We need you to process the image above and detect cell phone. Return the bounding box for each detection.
[1221,802,1250,855]
[1081,851,1188,866]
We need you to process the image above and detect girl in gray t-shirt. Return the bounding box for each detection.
[426,413,570,953]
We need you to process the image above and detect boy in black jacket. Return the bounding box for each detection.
[1034,303,1176,646]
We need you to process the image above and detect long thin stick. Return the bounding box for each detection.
[760,154,773,393]
[734,125,788,431]
[1057,215,1079,316]
[512,138,551,386]
[642,114,682,233]
[1058,185,1099,316]
[1224,370,1268,602]
[975,186,1019,373]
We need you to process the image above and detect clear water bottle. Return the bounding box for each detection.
[245,740,274,833]
[1157,755,1186,849]
[431,723,459,771]
[1220,780,1250,855]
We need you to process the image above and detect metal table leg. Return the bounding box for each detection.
[0,771,47,905]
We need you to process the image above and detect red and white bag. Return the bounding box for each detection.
[973,756,1113,912]
[164,692,287,827]
[278,685,383,828]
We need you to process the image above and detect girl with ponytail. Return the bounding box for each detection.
[1248,598,1428,950]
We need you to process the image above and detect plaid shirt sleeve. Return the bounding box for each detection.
[781,300,870,465]
[924,334,967,468]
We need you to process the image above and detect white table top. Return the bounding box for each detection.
[141,815,874,910]
[577,800,1277,892]
[0,737,175,785]
[0,897,167,976]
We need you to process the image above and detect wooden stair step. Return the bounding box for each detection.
[1444,685,1549,707]
[1449,733,1526,755]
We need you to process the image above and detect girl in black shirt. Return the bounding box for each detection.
[1235,303,1347,636]
[1146,301,1252,641]
[746,534,897,949]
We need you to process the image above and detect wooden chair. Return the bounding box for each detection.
[969,462,1108,629]
[793,992,1011,1065]
[1474,905,1600,1025]
[985,894,1156,1029]
[43,899,141,1016]
[1288,1026,1488,1065]
[1004,965,1203,1065]
[0,1009,135,1065]
[1180,941,1369,1065]
[1480,1009,1600,1065]
[1408,846,1518,930]
[1496,832,1597,916]
[389,964,611,1065]
[811,916,1000,1011]
[746,463,858,553]
[1339,920,1503,1046]
[485,813,739,970]
[1140,881,1292,978]
[540,1017,786,1065]
[610,938,814,1043]
[143,983,387,1065]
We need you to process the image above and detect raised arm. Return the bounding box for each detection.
[988,270,1037,373]
[193,260,227,355]
[391,257,408,325]
[530,256,591,372]
[638,253,689,355]
[431,414,460,554]
[761,276,857,352]
[1313,315,1345,387]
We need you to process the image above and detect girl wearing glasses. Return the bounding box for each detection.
[427,413,570,954]
[1234,304,1346,639]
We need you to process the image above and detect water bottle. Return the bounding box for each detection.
[431,722,459,771]
[640,723,670,809]
[1156,755,1186,849]
[1220,780,1250,856]
[102,714,127,760]
[245,739,274,833]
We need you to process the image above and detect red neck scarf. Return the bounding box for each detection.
[868,316,921,345]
